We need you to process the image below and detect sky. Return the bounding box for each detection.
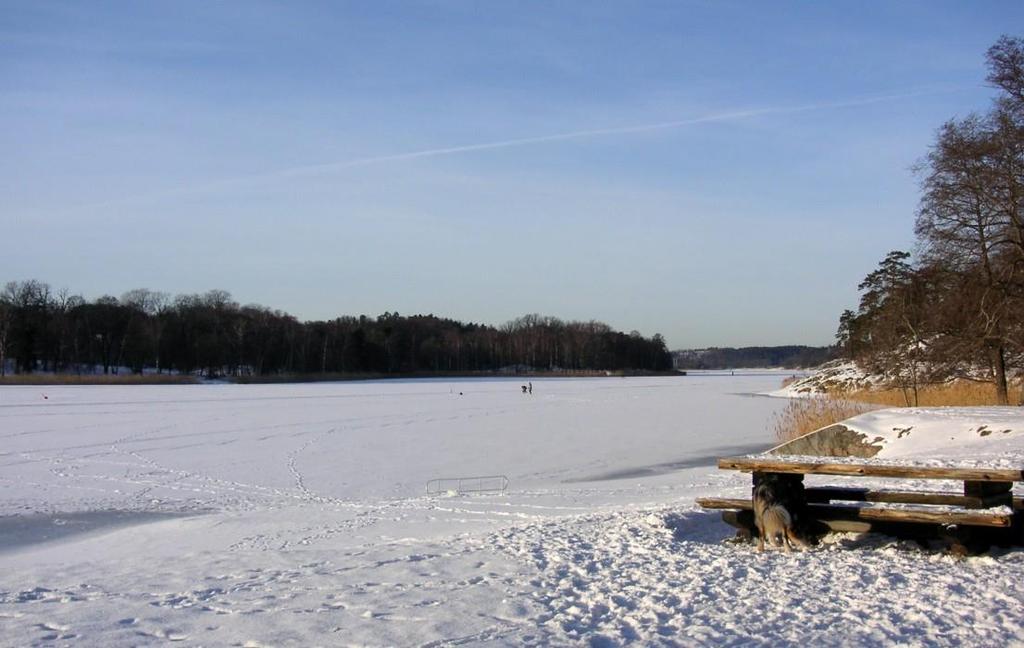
[3,1,1023,348]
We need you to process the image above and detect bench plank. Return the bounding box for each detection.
[825,505,1012,527]
[697,497,751,510]
[804,486,1012,509]
[696,497,1013,527]
[719,456,1024,482]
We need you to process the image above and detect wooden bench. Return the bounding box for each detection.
[697,456,1024,551]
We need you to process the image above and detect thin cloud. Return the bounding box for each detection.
[68,87,953,213]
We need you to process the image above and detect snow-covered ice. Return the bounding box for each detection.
[1,375,1023,646]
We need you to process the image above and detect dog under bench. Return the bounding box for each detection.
[697,456,1024,552]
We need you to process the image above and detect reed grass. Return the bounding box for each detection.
[842,380,1023,407]
[770,397,880,443]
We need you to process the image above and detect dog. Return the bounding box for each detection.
[753,478,809,552]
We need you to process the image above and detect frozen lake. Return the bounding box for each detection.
[0,374,785,514]
[2,374,1022,646]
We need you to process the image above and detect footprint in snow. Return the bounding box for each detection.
[17,587,54,602]
[140,628,189,641]
[321,600,347,610]
[37,621,75,641]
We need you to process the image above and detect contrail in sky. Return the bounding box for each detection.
[270,89,939,179]
[65,87,952,212]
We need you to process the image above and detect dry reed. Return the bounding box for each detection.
[770,397,881,444]
[842,380,1023,407]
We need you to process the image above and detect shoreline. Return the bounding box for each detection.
[0,369,683,386]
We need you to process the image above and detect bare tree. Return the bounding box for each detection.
[915,115,1016,402]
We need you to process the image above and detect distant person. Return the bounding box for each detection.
[521,385,528,394]
[528,382,533,394]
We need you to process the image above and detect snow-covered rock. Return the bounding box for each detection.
[771,359,877,396]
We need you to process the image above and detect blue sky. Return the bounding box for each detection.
[3,1,1022,347]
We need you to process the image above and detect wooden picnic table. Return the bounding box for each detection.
[697,455,1024,551]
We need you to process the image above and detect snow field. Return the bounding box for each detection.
[1,376,1023,646]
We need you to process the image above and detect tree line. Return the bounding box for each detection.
[0,282,672,377]
[674,346,836,370]
[837,36,1024,405]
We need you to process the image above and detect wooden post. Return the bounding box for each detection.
[964,480,1012,498]
[721,510,756,540]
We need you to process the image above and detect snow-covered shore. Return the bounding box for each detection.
[1,376,1022,646]
[766,360,874,397]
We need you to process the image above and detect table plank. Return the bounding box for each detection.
[719,456,1024,482]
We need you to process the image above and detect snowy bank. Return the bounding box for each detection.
[771,406,1024,469]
